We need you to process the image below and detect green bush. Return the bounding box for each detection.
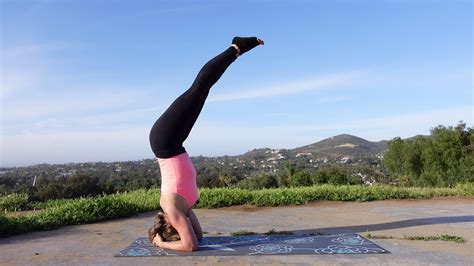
[0,193,29,211]
[327,168,349,185]
[197,188,251,208]
[311,167,352,185]
[291,171,313,187]
[348,175,364,185]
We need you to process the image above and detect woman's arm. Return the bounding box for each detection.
[153,236,197,252]
[187,209,203,240]
[154,211,199,252]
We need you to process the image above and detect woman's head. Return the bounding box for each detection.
[148,211,180,243]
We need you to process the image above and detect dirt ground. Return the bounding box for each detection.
[0,197,473,265]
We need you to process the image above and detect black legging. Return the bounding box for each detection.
[149,47,237,158]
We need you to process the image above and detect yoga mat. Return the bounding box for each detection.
[115,234,390,256]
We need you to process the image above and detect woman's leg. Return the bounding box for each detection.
[149,37,263,158]
[149,47,238,158]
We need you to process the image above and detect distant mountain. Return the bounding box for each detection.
[292,134,387,158]
[239,134,388,161]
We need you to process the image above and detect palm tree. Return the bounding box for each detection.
[218,174,234,188]
[281,162,297,186]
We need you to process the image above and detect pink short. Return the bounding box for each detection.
[157,152,198,208]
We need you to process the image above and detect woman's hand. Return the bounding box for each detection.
[149,208,198,252]
[152,234,164,247]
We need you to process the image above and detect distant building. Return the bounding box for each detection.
[295,152,312,157]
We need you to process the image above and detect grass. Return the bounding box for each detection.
[230,229,257,236]
[404,234,466,243]
[230,228,294,236]
[308,231,334,236]
[264,228,294,235]
[1,183,472,237]
[365,233,466,243]
[365,233,394,239]
[1,189,160,237]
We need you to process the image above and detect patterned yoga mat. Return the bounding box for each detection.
[115,234,390,256]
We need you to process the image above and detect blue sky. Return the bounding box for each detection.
[1,0,472,167]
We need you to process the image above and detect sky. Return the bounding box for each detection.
[1,0,472,167]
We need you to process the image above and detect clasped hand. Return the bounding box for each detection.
[152,234,164,247]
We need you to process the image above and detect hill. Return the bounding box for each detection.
[292,134,387,158]
[240,134,388,162]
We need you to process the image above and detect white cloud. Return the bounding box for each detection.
[299,105,473,133]
[2,88,150,121]
[75,105,167,126]
[1,42,72,98]
[1,41,168,128]
[2,43,67,59]
[2,101,168,135]
[317,96,349,104]
[0,69,43,98]
[1,127,152,167]
[365,66,472,91]
[262,112,289,118]
[208,70,368,102]
[1,40,99,117]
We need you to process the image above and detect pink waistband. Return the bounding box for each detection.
[157,152,198,208]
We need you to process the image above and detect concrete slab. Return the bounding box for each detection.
[0,197,473,265]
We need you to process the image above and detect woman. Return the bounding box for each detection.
[148,36,264,252]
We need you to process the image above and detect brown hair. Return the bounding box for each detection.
[148,211,180,243]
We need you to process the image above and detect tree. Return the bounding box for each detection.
[291,171,312,187]
[197,175,219,188]
[312,170,329,184]
[125,178,149,191]
[347,174,363,185]
[218,174,237,188]
[327,167,349,185]
[383,122,473,187]
[62,174,101,198]
[36,183,63,201]
[383,137,405,177]
[279,162,297,187]
[237,174,278,190]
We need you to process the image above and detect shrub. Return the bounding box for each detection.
[291,171,313,187]
[0,193,29,211]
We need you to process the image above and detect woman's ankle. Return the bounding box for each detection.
[230,44,240,57]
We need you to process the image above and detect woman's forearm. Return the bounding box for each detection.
[187,210,203,240]
[158,240,198,252]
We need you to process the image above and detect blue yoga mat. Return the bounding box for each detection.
[115,234,390,256]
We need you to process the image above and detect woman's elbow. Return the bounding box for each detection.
[196,233,203,241]
[183,243,199,252]
[183,246,198,252]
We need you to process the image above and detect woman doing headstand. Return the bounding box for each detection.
[148,36,264,252]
